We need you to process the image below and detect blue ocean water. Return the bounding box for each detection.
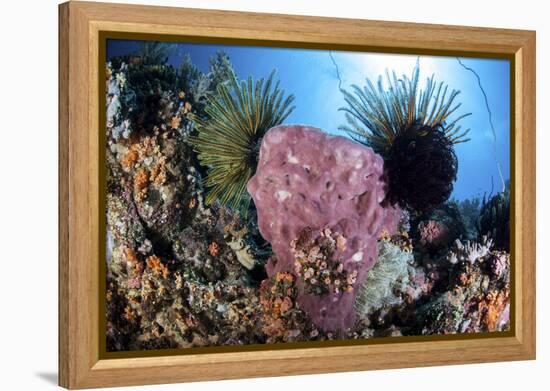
[107,39,510,201]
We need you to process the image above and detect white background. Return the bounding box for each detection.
[0,0,546,389]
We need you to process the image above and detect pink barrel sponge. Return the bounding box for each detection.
[247,125,400,331]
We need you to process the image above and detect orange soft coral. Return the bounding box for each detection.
[259,272,299,342]
[149,156,167,186]
[146,255,169,279]
[121,148,139,170]
[170,116,181,129]
[207,242,220,257]
[133,169,149,201]
[479,289,510,331]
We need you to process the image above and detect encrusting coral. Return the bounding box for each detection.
[418,220,450,249]
[339,64,470,212]
[413,202,469,249]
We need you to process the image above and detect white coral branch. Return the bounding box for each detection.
[447,236,493,264]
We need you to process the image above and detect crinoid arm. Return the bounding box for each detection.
[190,70,295,213]
[339,64,471,150]
[339,64,471,212]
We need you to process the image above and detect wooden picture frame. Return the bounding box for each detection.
[59,1,536,388]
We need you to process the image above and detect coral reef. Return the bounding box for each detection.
[105,48,511,352]
[417,237,510,334]
[106,62,133,141]
[291,227,358,296]
[478,188,510,251]
[347,229,509,338]
[454,196,482,240]
[107,247,267,350]
[488,251,509,278]
[248,125,400,331]
[446,236,493,265]
[259,272,321,343]
[106,56,274,351]
[136,42,174,65]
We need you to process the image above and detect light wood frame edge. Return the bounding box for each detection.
[58,1,536,389]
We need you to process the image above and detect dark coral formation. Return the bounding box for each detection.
[478,189,510,251]
[454,196,482,240]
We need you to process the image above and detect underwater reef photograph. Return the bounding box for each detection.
[104,39,511,353]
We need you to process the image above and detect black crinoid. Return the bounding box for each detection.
[340,64,471,212]
[384,122,458,212]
